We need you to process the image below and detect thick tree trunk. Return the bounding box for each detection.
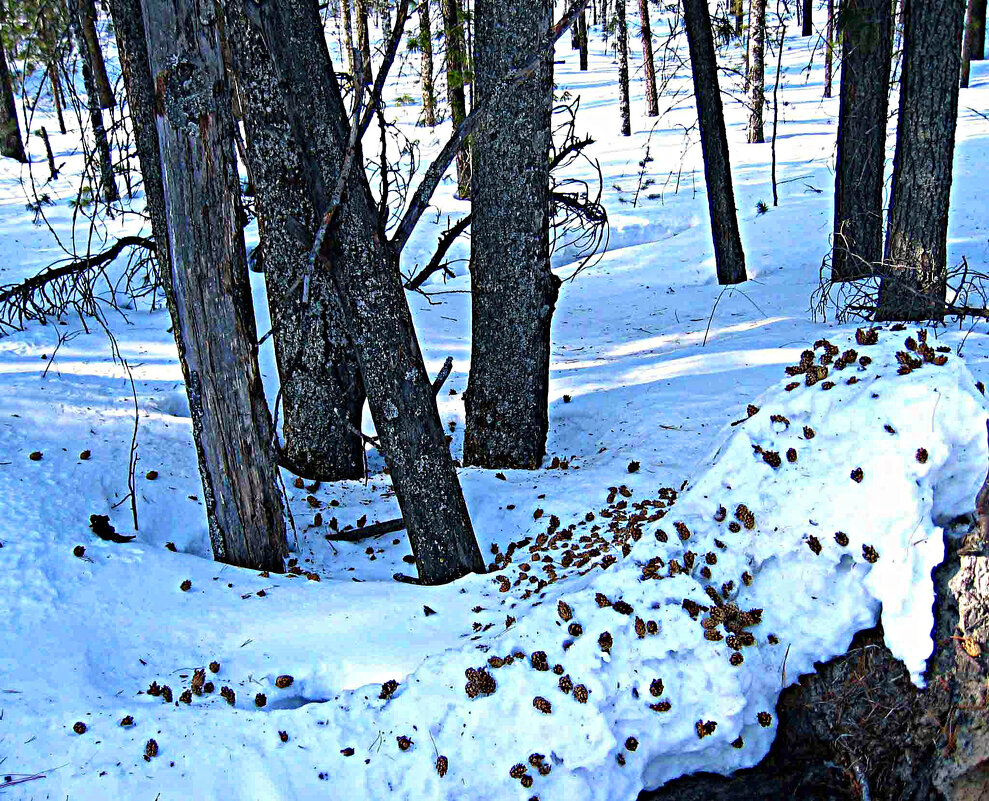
[616,0,632,135]
[464,0,557,470]
[639,0,659,115]
[79,0,114,109]
[578,10,589,70]
[139,0,288,571]
[442,0,471,198]
[66,0,118,202]
[802,0,813,34]
[225,6,366,481]
[747,0,766,142]
[683,0,748,285]
[0,46,27,163]
[961,0,979,86]
[355,0,372,84]
[877,0,966,321]
[831,0,893,281]
[235,0,484,585]
[823,0,834,97]
[420,0,437,124]
[341,0,355,74]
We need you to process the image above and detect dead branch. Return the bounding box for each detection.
[405,214,472,290]
[325,517,406,541]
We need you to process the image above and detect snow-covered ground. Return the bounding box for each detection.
[2,6,989,800]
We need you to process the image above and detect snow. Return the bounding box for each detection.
[2,4,989,800]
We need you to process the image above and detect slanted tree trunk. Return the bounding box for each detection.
[823,0,834,97]
[420,0,437,124]
[464,0,557,470]
[831,0,893,281]
[0,46,27,163]
[802,0,813,34]
[683,0,747,285]
[355,0,372,84]
[877,0,966,321]
[66,0,118,201]
[79,0,115,109]
[232,0,485,585]
[341,0,355,74]
[961,0,980,86]
[616,0,631,135]
[139,0,288,571]
[578,9,589,69]
[225,6,366,481]
[747,0,766,142]
[639,0,659,115]
[442,0,471,197]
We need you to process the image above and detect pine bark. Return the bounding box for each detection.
[747,0,766,143]
[639,0,659,116]
[225,5,366,481]
[578,10,589,70]
[79,0,114,109]
[464,0,557,470]
[139,0,288,571]
[0,45,27,163]
[234,0,484,585]
[831,0,893,281]
[683,0,748,284]
[877,0,966,321]
[616,0,632,136]
[420,0,437,124]
[442,0,471,197]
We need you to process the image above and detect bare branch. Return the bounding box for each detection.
[357,0,412,140]
[405,214,472,290]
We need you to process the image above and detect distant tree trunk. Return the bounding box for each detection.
[877,0,966,321]
[683,0,747,284]
[355,0,372,84]
[735,0,744,35]
[961,0,980,86]
[802,0,813,34]
[578,9,589,69]
[0,46,28,163]
[140,0,288,571]
[66,0,118,201]
[442,0,471,197]
[831,0,893,281]
[225,5,366,481]
[616,0,632,135]
[639,0,659,115]
[823,0,834,97]
[747,0,766,142]
[465,0,557,470]
[49,62,68,135]
[341,0,355,74]
[232,0,485,585]
[972,0,987,58]
[79,0,115,109]
[420,0,437,124]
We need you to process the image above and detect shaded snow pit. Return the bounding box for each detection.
[262,694,331,711]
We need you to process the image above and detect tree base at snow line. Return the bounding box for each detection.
[642,532,989,801]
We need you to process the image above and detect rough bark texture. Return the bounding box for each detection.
[638,0,659,116]
[802,0,812,34]
[355,0,372,84]
[616,0,632,136]
[823,0,834,98]
[241,0,484,585]
[442,0,471,197]
[463,0,557,470]
[224,7,365,482]
[420,0,436,125]
[578,10,589,70]
[877,0,965,321]
[140,0,288,571]
[0,46,27,163]
[747,0,766,143]
[67,0,118,201]
[683,0,747,285]
[79,0,114,109]
[830,0,893,281]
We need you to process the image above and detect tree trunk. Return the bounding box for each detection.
[683,0,748,285]
[233,0,485,585]
[0,45,28,163]
[877,0,966,321]
[616,0,632,135]
[578,10,589,70]
[639,0,659,116]
[442,0,471,198]
[355,0,372,84]
[79,0,115,109]
[341,0,355,74]
[823,0,834,97]
[49,62,68,135]
[802,0,813,34]
[464,0,557,470]
[66,0,118,202]
[831,0,893,281]
[962,0,979,86]
[139,0,288,571]
[225,5,366,481]
[747,0,766,143]
[972,0,987,58]
[734,0,744,35]
[420,0,437,124]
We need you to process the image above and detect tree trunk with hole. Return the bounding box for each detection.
[355,0,372,84]
[442,0,471,197]
[233,0,484,585]
[420,0,436,124]
[831,0,893,281]
[639,0,659,115]
[139,0,288,572]
[747,0,766,142]
[66,0,118,201]
[683,0,748,285]
[961,0,980,86]
[823,0,834,97]
[877,0,965,321]
[79,0,115,109]
[0,46,27,163]
[224,3,366,481]
[802,0,813,34]
[616,0,632,135]
[464,0,557,470]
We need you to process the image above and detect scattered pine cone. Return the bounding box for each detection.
[436,755,449,777]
